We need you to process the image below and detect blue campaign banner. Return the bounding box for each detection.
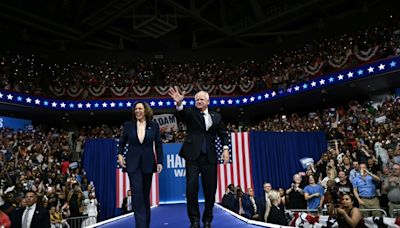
[159,143,204,203]
[0,116,32,130]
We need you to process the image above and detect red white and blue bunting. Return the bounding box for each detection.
[219,84,236,94]
[66,86,84,98]
[327,49,352,68]
[197,84,216,94]
[154,86,170,95]
[49,86,66,97]
[290,212,399,228]
[304,45,379,75]
[32,56,398,106]
[179,84,194,94]
[354,46,379,61]
[239,81,255,93]
[131,85,151,96]
[88,86,107,97]
[304,62,324,76]
[110,87,129,97]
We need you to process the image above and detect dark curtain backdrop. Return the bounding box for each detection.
[249,131,327,198]
[83,139,117,221]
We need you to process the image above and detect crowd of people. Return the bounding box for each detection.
[1,92,399,227]
[1,22,399,98]
[0,16,399,228]
[220,96,400,226]
[0,126,99,228]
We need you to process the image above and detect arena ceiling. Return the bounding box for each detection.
[1,0,399,127]
[0,0,396,51]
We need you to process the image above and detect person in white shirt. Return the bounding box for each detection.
[81,192,98,227]
[260,182,272,222]
[13,190,50,228]
[122,190,132,214]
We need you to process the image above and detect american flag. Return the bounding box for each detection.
[215,132,254,203]
[115,141,159,208]
[115,132,253,206]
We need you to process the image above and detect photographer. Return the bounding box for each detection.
[329,193,363,228]
[286,174,306,209]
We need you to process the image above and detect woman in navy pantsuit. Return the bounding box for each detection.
[117,102,163,228]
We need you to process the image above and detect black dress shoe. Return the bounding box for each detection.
[190,222,200,228]
[203,221,211,228]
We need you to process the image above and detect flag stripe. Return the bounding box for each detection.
[116,169,120,207]
[123,172,127,204]
[238,134,246,191]
[232,134,239,187]
[244,132,253,189]
[116,170,159,208]
[216,132,254,203]
[226,163,232,192]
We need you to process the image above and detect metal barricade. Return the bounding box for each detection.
[286,208,329,215]
[393,209,400,217]
[64,216,97,228]
[286,208,387,217]
[359,208,387,217]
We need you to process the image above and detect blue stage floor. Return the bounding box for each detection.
[97,203,268,228]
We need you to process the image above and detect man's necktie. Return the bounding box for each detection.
[22,207,31,228]
[201,113,207,154]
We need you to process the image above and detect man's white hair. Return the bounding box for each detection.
[195,91,209,101]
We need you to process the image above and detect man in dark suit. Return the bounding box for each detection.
[168,87,229,228]
[242,187,261,220]
[221,184,236,211]
[12,190,50,228]
[118,102,163,228]
[259,182,272,222]
[121,190,132,214]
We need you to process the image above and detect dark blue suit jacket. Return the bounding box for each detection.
[242,194,261,219]
[118,120,163,173]
[221,192,236,211]
[176,107,228,164]
[12,205,50,228]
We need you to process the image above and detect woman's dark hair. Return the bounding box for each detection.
[236,187,243,197]
[132,102,153,122]
[342,193,359,207]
